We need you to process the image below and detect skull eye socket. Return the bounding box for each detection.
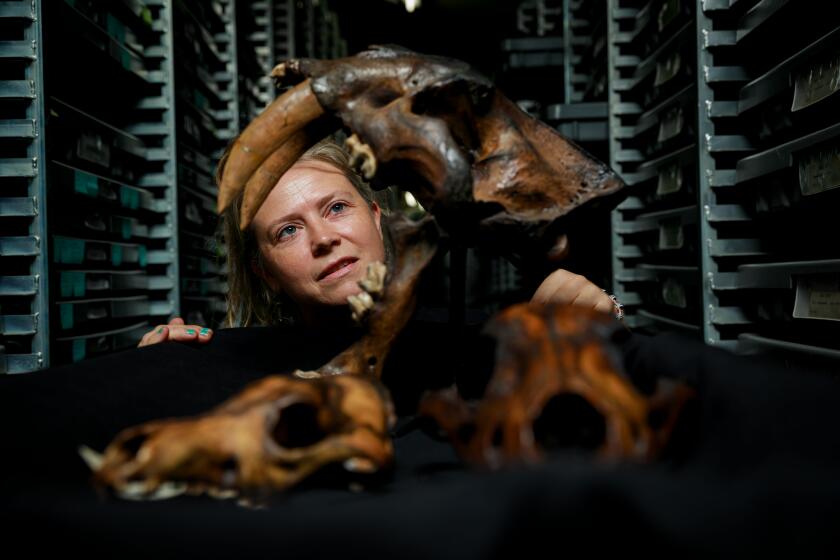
[370,89,400,108]
[120,433,149,457]
[271,402,328,449]
[533,394,606,452]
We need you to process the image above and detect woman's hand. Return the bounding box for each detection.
[531,269,616,316]
[137,317,214,347]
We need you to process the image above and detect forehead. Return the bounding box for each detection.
[253,159,360,223]
[276,159,353,194]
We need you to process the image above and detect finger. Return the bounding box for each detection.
[531,269,578,303]
[592,292,615,314]
[138,325,169,347]
[195,327,214,343]
[165,326,201,342]
[168,317,185,326]
[543,274,589,305]
[569,283,607,308]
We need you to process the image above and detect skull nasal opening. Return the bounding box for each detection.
[533,394,606,452]
[271,402,328,448]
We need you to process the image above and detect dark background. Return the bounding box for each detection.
[333,0,520,77]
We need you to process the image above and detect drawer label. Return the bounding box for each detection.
[793,275,840,321]
[792,51,840,112]
[658,218,684,250]
[662,277,687,308]
[655,52,682,87]
[656,162,684,196]
[798,143,840,196]
[658,106,684,142]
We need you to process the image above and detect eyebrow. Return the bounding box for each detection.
[264,190,356,234]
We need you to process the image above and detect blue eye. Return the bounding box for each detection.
[330,202,347,214]
[277,225,297,239]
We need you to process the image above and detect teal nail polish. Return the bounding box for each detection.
[200,328,210,336]
[186,329,196,335]
[157,327,164,334]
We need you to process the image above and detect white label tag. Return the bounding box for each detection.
[793,275,840,321]
[662,277,687,308]
[654,52,682,87]
[656,162,683,196]
[798,144,840,196]
[657,106,684,142]
[658,219,684,250]
[792,51,840,112]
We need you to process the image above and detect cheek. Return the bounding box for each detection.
[261,247,308,287]
[348,216,385,258]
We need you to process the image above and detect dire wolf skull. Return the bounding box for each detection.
[89,374,395,504]
[217,45,625,258]
[420,304,693,469]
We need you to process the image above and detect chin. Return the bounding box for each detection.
[323,281,364,307]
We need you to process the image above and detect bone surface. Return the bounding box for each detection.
[419,303,694,469]
[219,45,626,264]
[91,374,394,503]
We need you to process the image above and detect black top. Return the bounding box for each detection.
[1,322,839,558]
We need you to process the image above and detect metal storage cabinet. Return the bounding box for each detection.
[698,0,840,359]
[0,1,49,373]
[272,0,344,62]
[236,0,273,125]
[273,0,295,60]
[172,0,237,329]
[609,0,840,361]
[39,0,179,367]
[609,0,706,335]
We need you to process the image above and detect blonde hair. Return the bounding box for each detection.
[217,137,389,327]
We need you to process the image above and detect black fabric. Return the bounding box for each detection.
[1,325,839,557]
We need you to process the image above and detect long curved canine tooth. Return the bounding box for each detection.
[239,127,315,230]
[218,79,325,214]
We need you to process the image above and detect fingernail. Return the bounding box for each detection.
[186,329,196,335]
[200,328,211,336]
[157,327,165,334]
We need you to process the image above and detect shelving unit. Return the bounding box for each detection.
[698,0,840,360]
[39,0,179,366]
[272,0,345,62]
[172,0,237,329]
[0,0,49,373]
[236,0,273,125]
[608,0,703,335]
[609,0,840,362]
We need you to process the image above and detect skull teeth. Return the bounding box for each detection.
[345,134,377,180]
[293,369,322,379]
[348,291,375,324]
[359,261,387,297]
[347,261,387,324]
[78,445,104,471]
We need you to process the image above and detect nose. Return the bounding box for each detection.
[310,222,340,257]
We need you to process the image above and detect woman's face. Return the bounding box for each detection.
[251,159,384,323]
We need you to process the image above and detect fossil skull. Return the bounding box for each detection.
[88,374,395,505]
[217,45,625,259]
[420,303,693,468]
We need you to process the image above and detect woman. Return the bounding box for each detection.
[139,139,618,346]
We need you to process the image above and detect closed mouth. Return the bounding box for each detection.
[317,257,359,281]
